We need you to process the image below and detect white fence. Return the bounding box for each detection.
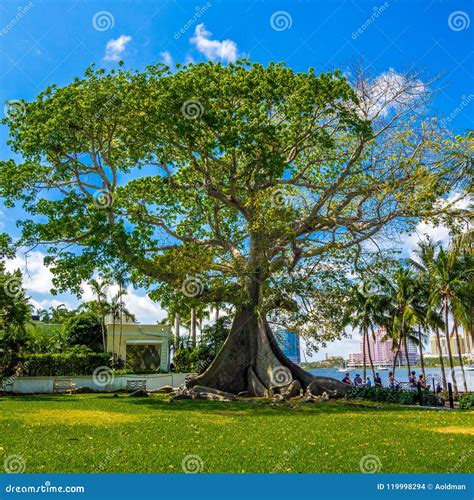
[3,373,189,394]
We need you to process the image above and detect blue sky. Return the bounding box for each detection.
[0,0,472,358]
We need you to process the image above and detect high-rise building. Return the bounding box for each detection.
[430,333,473,357]
[348,327,419,367]
[275,330,301,364]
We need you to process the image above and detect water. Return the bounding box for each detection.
[308,367,473,391]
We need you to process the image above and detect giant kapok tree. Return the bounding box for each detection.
[0,61,468,395]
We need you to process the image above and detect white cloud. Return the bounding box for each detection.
[160,50,173,67]
[190,24,238,62]
[5,251,54,294]
[7,251,167,324]
[80,282,167,324]
[357,69,426,120]
[402,193,470,257]
[104,35,132,62]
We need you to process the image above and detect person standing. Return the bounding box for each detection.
[388,371,399,389]
[374,372,382,387]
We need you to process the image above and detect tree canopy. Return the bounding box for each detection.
[0,61,469,393]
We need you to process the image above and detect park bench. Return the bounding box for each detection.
[126,379,147,392]
[53,378,76,394]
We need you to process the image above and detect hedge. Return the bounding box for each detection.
[347,386,445,407]
[459,393,474,410]
[17,352,111,376]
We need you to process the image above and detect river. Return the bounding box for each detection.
[307,367,473,391]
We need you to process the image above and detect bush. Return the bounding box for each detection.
[173,316,231,373]
[347,386,444,406]
[173,347,198,373]
[64,312,103,352]
[459,393,474,410]
[17,346,111,376]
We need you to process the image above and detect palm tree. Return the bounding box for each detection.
[410,238,448,390]
[384,267,422,380]
[83,279,111,351]
[345,282,383,379]
[428,247,472,394]
[109,285,135,359]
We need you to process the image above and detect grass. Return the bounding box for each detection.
[0,394,473,474]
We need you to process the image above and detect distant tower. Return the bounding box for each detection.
[275,330,301,363]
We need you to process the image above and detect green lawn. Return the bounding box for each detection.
[0,394,472,474]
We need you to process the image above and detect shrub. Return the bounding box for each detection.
[173,316,231,373]
[173,347,198,373]
[346,386,445,406]
[64,312,103,352]
[459,393,474,410]
[17,347,111,376]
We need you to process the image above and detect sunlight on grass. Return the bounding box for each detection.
[1,395,472,473]
[433,426,474,435]
[5,409,143,426]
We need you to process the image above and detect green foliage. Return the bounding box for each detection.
[0,61,467,349]
[347,386,444,407]
[459,393,474,410]
[173,347,198,373]
[174,316,231,373]
[0,262,32,375]
[27,322,68,353]
[17,347,111,376]
[63,312,103,352]
[1,395,472,473]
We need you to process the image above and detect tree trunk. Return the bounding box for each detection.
[362,323,367,381]
[101,317,107,352]
[392,331,403,380]
[367,325,376,377]
[444,299,458,394]
[403,334,411,379]
[418,327,426,381]
[191,308,197,348]
[453,320,468,393]
[187,305,343,396]
[174,314,180,349]
[434,328,447,390]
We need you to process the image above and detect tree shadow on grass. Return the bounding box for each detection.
[1,393,439,417]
